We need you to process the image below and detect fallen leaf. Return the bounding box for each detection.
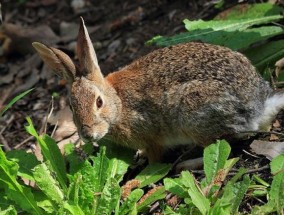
[1,23,59,55]
[13,68,40,96]
[270,133,279,141]
[273,119,281,128]
[175,157,203,172]
[48,106,77,141]
[275,57,284,78]
[250,140,284,160]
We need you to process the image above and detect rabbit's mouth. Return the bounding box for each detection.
[79,125,108,143]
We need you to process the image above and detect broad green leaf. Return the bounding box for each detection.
[33,191,55,213]
[252,204,276,215]
[225,26,283,51]
[90,147,109,192]
[210,184,234,215]
[269,154,284,213]
[184,16,282,32]
[99,139,135,165]
[210,175,250,215]
[223,157,239,175]
[0,148,43,215]
[108,158,130,183]
[25,117,67,190]
[67,173,82,205]
[63,202,85,215]
[148,15,283,48]
[230,175,251,213]
[0,205,17,215]
[163,205,181,215]
[164,178,188,198]
[204,140,231,185]
[0,88,34,117]
[135,163,171,188]
[64,143,84,174]
[33,162,64,205]
[214,3,282,20]
[6,150,40,181]
[96,178,121,215]
[137,186,165,212]
[42,135,67,178]
[149,26,283,50]
[75,161,96,211]
[0,193,16,213]
[270,154,284,174]
[119,189,144,215]
[76,147,110,212]
[181,171,210,215]
[244,40,284,72]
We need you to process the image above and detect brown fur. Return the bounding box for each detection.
[33,18,282,163]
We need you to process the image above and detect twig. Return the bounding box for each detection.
[239,165,269,174]
[0,133,11,151]
[149,201,160,214]
[228,165,270,176]
[242,149,260,159]
[253,196,267,205]
[191,165,270,176]
[13,136,34,149]
[0,114,15,135]
[191,170,205,174]
[40,96,54,135]
[50,121,59,138]
[172,145,196,169]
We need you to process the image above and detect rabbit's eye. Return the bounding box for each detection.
[96,96,103,109]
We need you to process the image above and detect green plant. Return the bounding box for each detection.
[0,88,34,117]
[147,3,284,78]
[163,141,284,215]
[0,118,172,214]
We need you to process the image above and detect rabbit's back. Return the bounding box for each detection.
[106,42,272,146]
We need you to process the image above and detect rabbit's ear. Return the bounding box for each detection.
[77,17,104,84]
[32,42,76,83]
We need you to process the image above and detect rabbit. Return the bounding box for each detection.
[32,17,284,162]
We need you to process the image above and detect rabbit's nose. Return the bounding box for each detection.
[81,125,94,141]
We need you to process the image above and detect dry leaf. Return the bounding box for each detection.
[273,119,281,128]
[1,23,59,55]
[175,157,203,172]
[275,57,284,78]
[269,133,279,141]
[250,140,284,160]
[48,106,77,141]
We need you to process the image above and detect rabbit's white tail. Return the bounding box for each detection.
[251,93,284,131]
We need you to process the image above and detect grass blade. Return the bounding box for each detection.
[0,88,34,117]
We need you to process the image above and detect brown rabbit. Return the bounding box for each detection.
[33,18,284,162]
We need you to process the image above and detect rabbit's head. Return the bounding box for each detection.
[33,18,121,142]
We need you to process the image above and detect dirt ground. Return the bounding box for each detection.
[0,0,230,152]
[0,0,282,213]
